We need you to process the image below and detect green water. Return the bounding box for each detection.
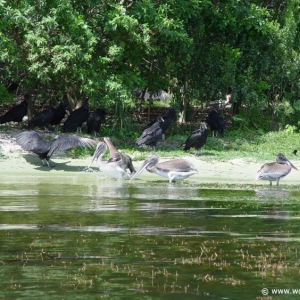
[1,173,300,299]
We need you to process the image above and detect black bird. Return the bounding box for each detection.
[181,122,208,155]
[144,107,176,140]
[49,103,66,131]
[293,150,297,155]
[62,103,89,133]
[206,106,226,137]
[28,107,54,131]
[15,131,96,167]
[87,108,106,137]
[137,116,164,151]
[0,94,30,128]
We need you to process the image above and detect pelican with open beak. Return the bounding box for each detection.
[130,154,198,183]
[87,137,135,179]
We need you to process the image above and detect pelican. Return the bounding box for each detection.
[255,153,298,186]
[87,137,135,179]
[130,154,198,183]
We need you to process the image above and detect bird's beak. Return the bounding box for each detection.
[87,142,106,168]
[130,159,151,181]
[290,161,298,171]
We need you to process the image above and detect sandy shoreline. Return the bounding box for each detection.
[0,130,299,185]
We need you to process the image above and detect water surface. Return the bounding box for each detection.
[1,173,300,299]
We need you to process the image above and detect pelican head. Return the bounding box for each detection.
[130,154,159,181]
[276,153,298,170]
[87,142,107,169]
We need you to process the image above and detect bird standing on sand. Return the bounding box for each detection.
[255,153,298,186]
[15,131,96,167]
[130,154,198,183]
[182,122,208,155]
[49,103,66,131]
[62,103,89,133]
[0,94,30,128]
[28,107,55,131]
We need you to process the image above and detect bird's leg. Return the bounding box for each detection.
[276,179,279,186]
[18,122,23,128]
[162,133,165,140]
[269,181,272,186]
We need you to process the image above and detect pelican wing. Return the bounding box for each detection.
[157,159,198,173]
[255,162,291,180]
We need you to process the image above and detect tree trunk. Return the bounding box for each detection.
[179,74,189,123]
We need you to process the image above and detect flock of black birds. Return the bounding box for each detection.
[0,95,227,166]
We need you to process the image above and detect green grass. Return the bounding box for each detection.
[66,129,299,163]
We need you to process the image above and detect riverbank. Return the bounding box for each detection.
[0,129,299,185]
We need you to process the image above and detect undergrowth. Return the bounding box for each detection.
[66,129,299,163]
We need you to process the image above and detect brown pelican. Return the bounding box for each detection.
[136,116,164,150]
[255,153,298,186]
[182,122,208,155]
[15,131,96,167]
[130,154,198,183]
[87,137,135,179]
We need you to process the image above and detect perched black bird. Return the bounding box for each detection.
[144,107,176,140]
[137,116,164,151]
[206,106,226,137]
[28,108,54,131]
[62,103,89,133]
[0,94,30,128]
[15,131,96,167]
[182,123,208,155]
[87,108,106,137]
[49,103,66,131]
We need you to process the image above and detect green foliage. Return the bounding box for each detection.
[0,0,300,131]
[284,124,298,134]
[0,84,13,104]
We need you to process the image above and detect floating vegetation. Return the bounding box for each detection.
[1,178,300,299]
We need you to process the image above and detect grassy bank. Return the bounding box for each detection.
[67,129,299,163]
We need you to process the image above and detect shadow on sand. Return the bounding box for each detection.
[21,154,93,172]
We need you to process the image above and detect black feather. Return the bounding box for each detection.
[0,94,30,127]
[15,131,96,166]
[182,123,208,152]
[206,106,226,136]
[62,103,89,132]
